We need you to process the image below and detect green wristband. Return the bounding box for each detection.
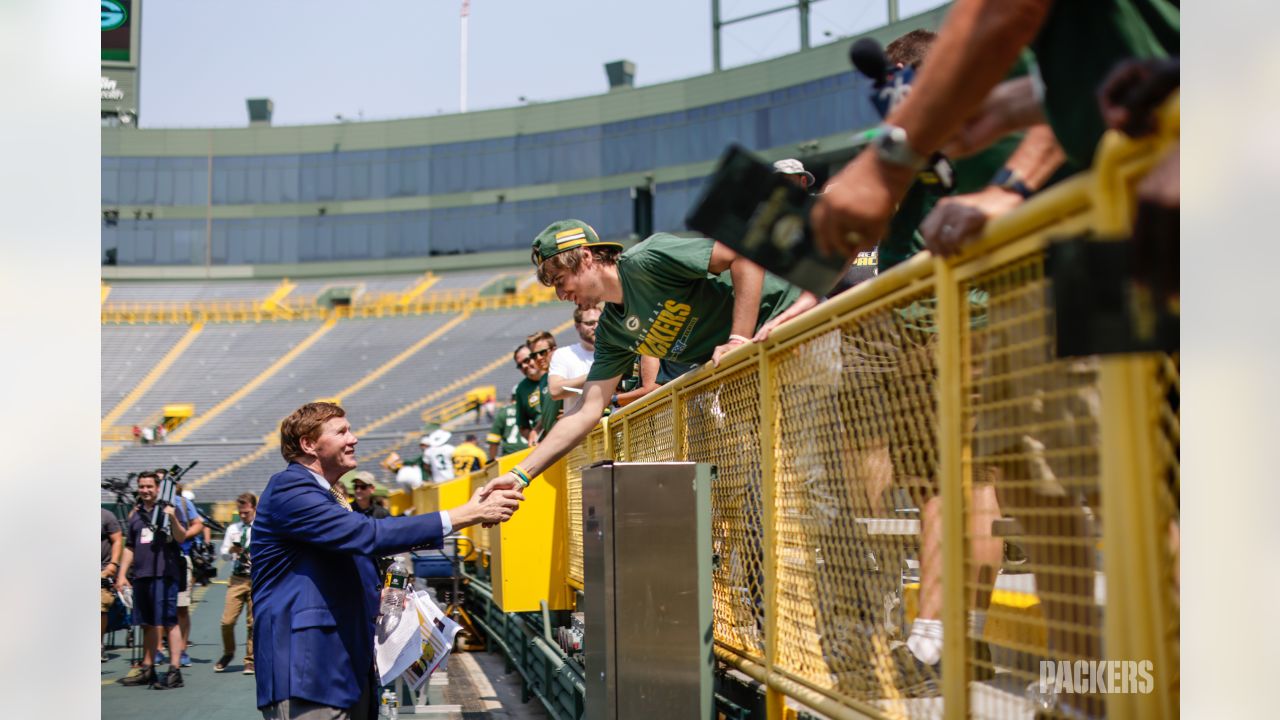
[511,466,532,487]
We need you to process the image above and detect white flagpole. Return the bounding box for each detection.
[460,0,470,113]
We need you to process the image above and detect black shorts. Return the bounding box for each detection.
[133,577,179,628]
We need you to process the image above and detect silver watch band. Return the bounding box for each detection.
[872,124,928,170]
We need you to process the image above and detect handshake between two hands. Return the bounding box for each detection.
[452,474,527,530]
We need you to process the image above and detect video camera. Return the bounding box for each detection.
[144,461,197,536]
[101,473,135,498]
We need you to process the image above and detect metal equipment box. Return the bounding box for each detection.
[583,461,714,720]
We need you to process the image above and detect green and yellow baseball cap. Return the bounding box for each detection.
[530,219,622,266]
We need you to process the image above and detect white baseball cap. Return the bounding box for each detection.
[424,429,452,448]
[772,158,815,185]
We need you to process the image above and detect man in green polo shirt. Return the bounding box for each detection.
[478,219,815,493]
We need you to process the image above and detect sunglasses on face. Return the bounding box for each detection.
[529,348,551,359]
[516,356,534,366]
[353,484,371,491]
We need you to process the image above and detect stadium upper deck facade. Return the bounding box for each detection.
[101,8,945,271]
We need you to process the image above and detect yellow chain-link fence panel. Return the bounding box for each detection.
[547,105,1176,719]
[682,366,768,663]
[564,425,610,587]
[959,254,1108,719]
[564,441,589,588]
[620,396,676,462]
[770,285,952,717]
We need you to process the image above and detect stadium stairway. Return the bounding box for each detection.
[107,321,326,434]
[101,324,193,416]
[185,310,575,500]
[177,314,461,443]
[166,317,340,442]
[103,305,578,501]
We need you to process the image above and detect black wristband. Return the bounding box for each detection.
[990,167,1034,199]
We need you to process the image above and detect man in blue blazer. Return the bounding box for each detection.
[252,402,523,719]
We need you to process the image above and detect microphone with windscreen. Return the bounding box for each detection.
[850,38,916,117]
[849,38,889,83]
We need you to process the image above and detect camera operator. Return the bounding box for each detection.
[101,508,123,663]
[215,493,257,674]
[116,471,192,689]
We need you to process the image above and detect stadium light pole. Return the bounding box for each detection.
[460,0,470,113]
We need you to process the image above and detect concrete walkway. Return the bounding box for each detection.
[101,567,257,720]
[101,562,549,720]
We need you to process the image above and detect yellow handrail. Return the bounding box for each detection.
[101,284,556,325]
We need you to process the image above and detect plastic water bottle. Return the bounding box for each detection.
[381,555,411,619]
[379,687,399,719]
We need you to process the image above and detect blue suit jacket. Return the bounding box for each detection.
[251,463,444,711]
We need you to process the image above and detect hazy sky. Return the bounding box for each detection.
[134,0,948,128]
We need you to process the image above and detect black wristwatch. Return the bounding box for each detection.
[990,167,1034,199]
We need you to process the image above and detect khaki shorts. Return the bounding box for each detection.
[101,586,115,613]
[176,556,193,608]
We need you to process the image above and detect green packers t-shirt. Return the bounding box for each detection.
[1031,0,1178,167]
[513,376,542,433]
[486,403,528,456]
[587,234,803,382]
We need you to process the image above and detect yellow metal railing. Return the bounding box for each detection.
[553,99,1178,719]
[101,284,557,325]
[419,395,478,426]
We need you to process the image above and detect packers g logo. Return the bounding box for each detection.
[625,315,641,331]
[102,0,128,31]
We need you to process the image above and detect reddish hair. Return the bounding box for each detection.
[280,402,346,463]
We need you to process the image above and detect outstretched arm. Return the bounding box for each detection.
[268,480,449,555]
[480,376,619,497]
